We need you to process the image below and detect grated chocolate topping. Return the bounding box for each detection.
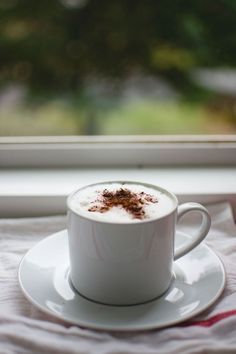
[88,188,158,219]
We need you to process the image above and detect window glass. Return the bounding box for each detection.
[0,0,236,136]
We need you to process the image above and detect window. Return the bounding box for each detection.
[1,1,236,136]
[1,1,236,217]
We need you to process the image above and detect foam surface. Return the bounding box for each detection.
[69,183,175,222]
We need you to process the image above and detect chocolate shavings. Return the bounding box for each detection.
[88,188,158,220]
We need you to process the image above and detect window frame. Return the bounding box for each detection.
[1,135,236,167]
[1,135,236,217]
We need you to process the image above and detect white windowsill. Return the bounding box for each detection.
[1,166,236,218]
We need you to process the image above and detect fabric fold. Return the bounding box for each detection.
[0,202,236,354]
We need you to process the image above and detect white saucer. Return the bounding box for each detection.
[18,230,226,331]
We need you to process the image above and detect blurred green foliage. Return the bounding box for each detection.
[0,0,236,135]
[1,0,236,93]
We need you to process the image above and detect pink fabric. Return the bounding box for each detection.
[186,309,236,327]
[0,202,236,354]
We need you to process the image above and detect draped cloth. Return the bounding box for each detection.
[0,202,236,354]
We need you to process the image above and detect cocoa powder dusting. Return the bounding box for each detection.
[88,188,158,219]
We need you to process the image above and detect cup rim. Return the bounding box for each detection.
[67,180,178,224]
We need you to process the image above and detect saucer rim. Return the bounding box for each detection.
[18,229,226,331]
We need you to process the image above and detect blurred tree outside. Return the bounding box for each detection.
[0,0,236,135]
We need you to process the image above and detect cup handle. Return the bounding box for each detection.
[174,202,211,261]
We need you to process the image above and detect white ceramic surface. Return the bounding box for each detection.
[67,181,211,305]
[18,229,225,331]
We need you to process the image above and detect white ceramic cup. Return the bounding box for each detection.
[67,181,211,306]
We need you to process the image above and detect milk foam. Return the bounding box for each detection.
[69,183,175,222]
